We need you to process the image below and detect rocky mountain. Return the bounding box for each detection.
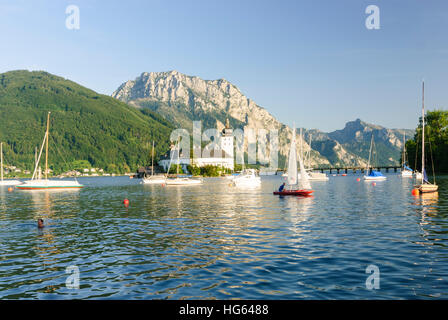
[113,71,413,168]
[304,120,414,167]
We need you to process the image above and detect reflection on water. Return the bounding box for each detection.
[0,174,447,299]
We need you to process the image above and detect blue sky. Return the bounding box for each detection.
[1,0,447,131]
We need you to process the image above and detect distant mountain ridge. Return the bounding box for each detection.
[113,71,414,168]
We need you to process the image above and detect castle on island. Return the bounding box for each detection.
[158,119,235,173]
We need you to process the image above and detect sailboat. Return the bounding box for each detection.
[16,112,84,190]
[363,133,387,181]
[274,125,314,196]
[142,141,166,184]
[304,133,329,181]
[0,142,22,186]
[401,132,413,177]
[165,141,202,185]
[414,81,438,194]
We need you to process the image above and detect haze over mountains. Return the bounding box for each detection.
[113,70,414,168]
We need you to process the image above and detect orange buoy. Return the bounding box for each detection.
[372,182,376,186]
[411,188,419,196]
[8,187,13,192]
[356,178,361,182]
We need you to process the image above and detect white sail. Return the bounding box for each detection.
[298,147,312,190]
[287,126,297,186]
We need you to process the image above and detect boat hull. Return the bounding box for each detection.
[401,170,413,177]
[273,190,314,196]
[16,179,84,190]
[363,176,387,181]
[142,177,166,184]
[16,186,84,190]
[165,178,202,185]
[415,183,438,193]
[0,180,22,186]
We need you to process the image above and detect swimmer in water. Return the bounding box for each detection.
[37,219,44,228]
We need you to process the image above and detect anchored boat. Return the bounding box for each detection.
[363,134,387,181]
[16,112,83,190]
[414,81,438,194]
[274,125,314,196]
[142,141,166,184]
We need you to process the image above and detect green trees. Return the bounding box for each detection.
[0,70,174,174]
[187,164,201,176]
[168,164,184,174]
[405,110,448,174]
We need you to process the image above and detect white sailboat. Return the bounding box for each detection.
[363,133,387,181]
[401,132,413,177]
[142,141,166,184]
[0,142,22,186]
[304,133,329,181]
[414,81,438,194]
[16,112,84,190]
[274,125,313,196]
[165,141,202,186]
[232,152,261,187]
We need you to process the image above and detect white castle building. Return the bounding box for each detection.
[159,119,235,172]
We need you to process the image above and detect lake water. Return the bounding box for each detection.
[0,174,447,299]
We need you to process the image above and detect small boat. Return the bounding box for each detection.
[401,132,414,177]
[16,112,83,190]
[305,133,329,181]
[233,169,261,187]
[364,171,387,181]
[273,189,313,196]
[414,81,438,194]
[17,179,84,190]
[142,141,166,184]
[232,150,261,187]
[363,134,387,181]
[0,142,22,186]
[307,170,329,181]
[274,124,314,196]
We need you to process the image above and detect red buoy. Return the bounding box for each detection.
[356,178,361,182]
[372,182,376,186]
[411,188,419,196]
[123,199,129,205]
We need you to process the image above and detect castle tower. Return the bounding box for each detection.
[221,118,234,169]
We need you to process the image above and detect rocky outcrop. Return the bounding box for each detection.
[113,71,413,167]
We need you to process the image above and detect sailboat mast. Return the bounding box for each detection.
[151,141,154,177]
[402,132,406,167]
[176,141,179,175]
[421,82,425,184]
[1,142,3,182]
[45,112,50,180]
[308,134,312,168]
[366,134,373,173]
